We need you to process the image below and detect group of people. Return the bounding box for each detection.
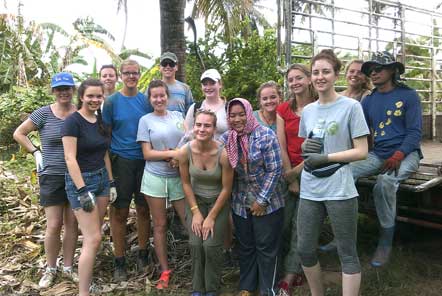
[13,48,422,296]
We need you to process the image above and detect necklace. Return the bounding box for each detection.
[260,110,275,126]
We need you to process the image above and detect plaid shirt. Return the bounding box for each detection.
[220,126,286,218]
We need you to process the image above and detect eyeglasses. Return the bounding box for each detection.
[161,61,176,68]
[369,65,385,75]
[121,71,140,77]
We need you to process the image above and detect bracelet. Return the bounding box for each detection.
[190,205,199,211]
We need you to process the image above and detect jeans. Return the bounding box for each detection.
[351,151,420,228]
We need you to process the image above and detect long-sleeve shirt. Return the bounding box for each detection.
[220,126,286,218]
[361,86,422,159]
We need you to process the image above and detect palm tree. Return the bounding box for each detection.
[116,0,128,51]
[159,0,187,82]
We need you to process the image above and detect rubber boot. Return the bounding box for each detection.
[318,239,337,253]
[342,272,361,296]
[371,226,394,267]
[302,263,324,296]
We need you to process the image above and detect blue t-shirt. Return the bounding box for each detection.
[61,112,110,172]
[102,91,152,160]
[361,86,422,159]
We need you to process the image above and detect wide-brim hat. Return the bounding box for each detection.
[361,51,405,76]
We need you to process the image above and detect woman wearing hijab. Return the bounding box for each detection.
[220,98,286,296]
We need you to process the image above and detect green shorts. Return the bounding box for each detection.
[140,170,184,201]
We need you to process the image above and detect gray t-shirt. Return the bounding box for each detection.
[137,111,185,177]
[184,101,228,140]
[299,96,369,201]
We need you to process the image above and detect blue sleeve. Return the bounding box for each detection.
[102,95,113,126]
[361,95,372,129]
[255,129,283,205]
[399,90,422,155]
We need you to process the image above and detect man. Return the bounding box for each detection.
[354,51,422,267]
[147,51,194,116]
[102,59,153,281]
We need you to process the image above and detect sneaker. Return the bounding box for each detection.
[39,267,57,289]
[156,269,172,289]
[277,281,291,296]
[190,292,203,296]
[136,248,150,271]
[62,266,79,283]
[205,292,217,296]
[113,257,128,282]
[318,239,337,252]
[371,245,392,267]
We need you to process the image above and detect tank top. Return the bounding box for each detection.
[188,143,223,199]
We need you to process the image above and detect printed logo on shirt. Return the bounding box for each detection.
[326,121,339,135]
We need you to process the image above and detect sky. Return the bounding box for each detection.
[1,0,441,71]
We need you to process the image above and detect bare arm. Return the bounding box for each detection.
[13,119,38,152]
[104,150,114,181]
[327,136,368,163]
[62,136,85,190]
[276,114,292,173]
[141,142,178,161]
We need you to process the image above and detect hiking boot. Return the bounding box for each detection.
[62,266,79,283]
[113,256,128,282]
[39,267,57,289]
[136,248,150,272]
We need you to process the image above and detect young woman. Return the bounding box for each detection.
[13,72,79,289]
[177,110,233,296]
[253,81,282,132]
[220,98,286,296]
[99,64,118,98]
[184,69,227,139]
[340,60,371,102]
[62,78,115,296]
[297,49,369,296]
[275,64,316,296]
[137,79,186,290]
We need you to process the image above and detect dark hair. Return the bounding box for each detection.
[311,49,342,74]
[286,63,317,112]
[345,60,372,92]
[99,64,118,77]
[147,79,170,98]
[77,79,108,137]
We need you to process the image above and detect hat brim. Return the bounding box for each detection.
[361,61,405,76]
[51,82,75,88]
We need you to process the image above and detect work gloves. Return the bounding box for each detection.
[32,149,43,173]
[303,153,329,169]
[77,186,96,212]
[301,138,323,154]
[381,151,405,176]
[109,180,117,204]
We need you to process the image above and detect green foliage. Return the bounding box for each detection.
[185,26,282,108]
[0,86,53,146]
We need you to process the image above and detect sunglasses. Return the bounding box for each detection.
[161,61,176,68]
[369,65,385,75]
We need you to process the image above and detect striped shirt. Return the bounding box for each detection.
[220,126,286,218]
[29,105,67,176]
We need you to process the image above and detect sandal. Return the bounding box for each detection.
[156,269,172,289]
[291,274,305,287]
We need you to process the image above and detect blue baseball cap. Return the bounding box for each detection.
[51,72,75,88]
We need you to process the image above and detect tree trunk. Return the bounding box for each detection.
[159,0,187,82]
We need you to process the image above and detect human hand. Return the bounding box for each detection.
[202,216,215,240]
[191,210,204,237]
[302,153,329,169]
[301,138,323,154]
[77,187,96,212]
[33,150,43,173]
[381,151,404,176]
[250,201,266,216]
[109,180,117,204]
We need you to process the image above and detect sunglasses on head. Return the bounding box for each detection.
[161,60,176,68]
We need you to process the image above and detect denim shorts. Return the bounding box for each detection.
[65,167,110,210]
